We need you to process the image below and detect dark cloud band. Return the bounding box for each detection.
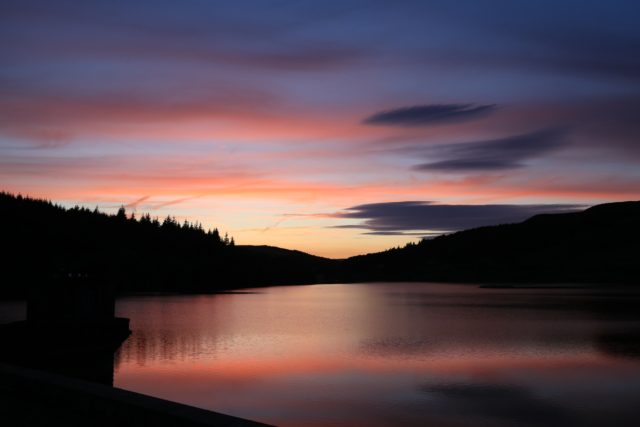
[363,104,496,127]
[412,128,567,172]
[333,201,581,235]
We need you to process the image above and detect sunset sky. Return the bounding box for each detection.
[1,0,639,258]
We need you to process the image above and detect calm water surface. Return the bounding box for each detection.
[4,283,639,426]
[109,283,640,427]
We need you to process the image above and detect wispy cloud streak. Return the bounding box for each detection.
[363,104,496,127]
[412,129,567,172]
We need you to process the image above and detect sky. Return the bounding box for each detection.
[1,0,639,258]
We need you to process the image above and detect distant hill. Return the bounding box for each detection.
[343,201,640,284]
[232,245,338,286]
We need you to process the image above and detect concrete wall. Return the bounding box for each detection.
[0,363,273,427]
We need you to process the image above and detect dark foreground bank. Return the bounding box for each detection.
[0,363,272,427]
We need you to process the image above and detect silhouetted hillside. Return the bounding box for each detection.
[0,192,334,297]
[232,245,338,286]
[2,192,638,297]
[344,201,640,284]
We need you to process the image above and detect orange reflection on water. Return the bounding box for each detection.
[114,284,640,427]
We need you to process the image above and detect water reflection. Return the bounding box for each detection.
[421,383,574,426]
[112,283,640,426]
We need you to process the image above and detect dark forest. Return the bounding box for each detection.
[1,192,639,299]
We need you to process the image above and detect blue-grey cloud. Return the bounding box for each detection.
[412,129,566,172]
[334,201,581,234]
[494,25,640,83]
[0,1,366,72]
[363,104,496,127]
[362,231,440,237]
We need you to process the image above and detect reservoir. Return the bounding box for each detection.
[111,283,640,426]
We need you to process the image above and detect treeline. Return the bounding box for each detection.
[0,192,333,298]
[2,191,638,298]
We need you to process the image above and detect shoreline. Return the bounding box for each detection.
[0,362,273,427]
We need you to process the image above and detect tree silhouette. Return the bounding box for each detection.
[0,192,240,296]
[116,206,127,220]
